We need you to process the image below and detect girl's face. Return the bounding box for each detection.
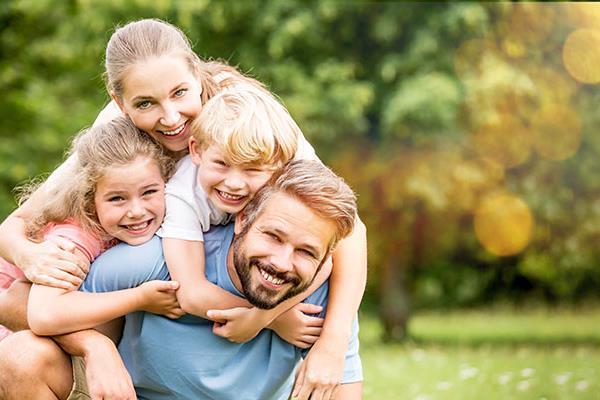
[190,140,277,215]
[94,157,166,245]
[115,55,203,153]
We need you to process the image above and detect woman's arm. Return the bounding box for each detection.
[0,156,89,289]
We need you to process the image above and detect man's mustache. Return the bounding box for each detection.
[249,258,302,286]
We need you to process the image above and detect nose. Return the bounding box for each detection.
[223,170,246,191]
[126,199,145,219]
[160,102,180,127]
[268,245,294,274]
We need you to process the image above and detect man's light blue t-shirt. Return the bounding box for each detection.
[81,224,362,400]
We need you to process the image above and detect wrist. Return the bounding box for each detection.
[78,332,115,358]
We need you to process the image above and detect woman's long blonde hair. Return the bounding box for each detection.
[22,117,174,241]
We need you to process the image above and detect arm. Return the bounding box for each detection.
[28,272,182,336]
[292,216,367,400]
[0,156,89,289]
[52,319,136,399]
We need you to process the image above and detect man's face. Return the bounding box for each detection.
[232,192,336,309]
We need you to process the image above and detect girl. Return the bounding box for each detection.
[2,116,183,339]
[0,19,367,399]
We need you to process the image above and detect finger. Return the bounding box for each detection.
[292,363,306,397]
[206,309,231,322]
[156,280,179,291]
[323,385,338,400]
[311,387,326,400]
[39,275,80,290]
[302,315,325,327]
[297,381,314,400]
[49,236,77,252]
[295,303,323,315]
[302,326,323,336]
[55,260,88,281]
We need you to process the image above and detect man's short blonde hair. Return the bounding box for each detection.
[190,85,300,166]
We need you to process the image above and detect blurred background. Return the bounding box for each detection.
[1,1,600,398]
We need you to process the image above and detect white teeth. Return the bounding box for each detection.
[163,124,185,136]
[259,269,284,285]
[218,190,243,200]
[126,221,150,231]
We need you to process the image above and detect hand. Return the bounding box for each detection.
[138,280,184,319]
[207,307,271,343]
[291,336,347,400]
[269,303,324,349]
[84,338,136,400]
[18,236,89,290]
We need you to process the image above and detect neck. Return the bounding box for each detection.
[226,242,243,293]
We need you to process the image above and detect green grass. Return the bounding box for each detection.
[359,307,600,399]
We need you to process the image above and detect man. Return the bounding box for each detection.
[0,160,363,399]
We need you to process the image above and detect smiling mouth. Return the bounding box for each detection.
[258,266,286,285]
[160,122,186,137]
[120,219,153,233]
[216,189,246,203]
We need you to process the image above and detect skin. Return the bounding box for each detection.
[189,138,277,214]
[112,55,203,154]
[94,157,166,245]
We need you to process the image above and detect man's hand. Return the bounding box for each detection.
[19,237,89,290]
[83,334,136,400]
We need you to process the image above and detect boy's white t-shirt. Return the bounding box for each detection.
[157,156,230,242]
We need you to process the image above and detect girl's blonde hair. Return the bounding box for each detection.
[23,117,174,241]
[191,85,300,166]
[104,18,264,105]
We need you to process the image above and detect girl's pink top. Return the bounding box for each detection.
[0,221,110,288]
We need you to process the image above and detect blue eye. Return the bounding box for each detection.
[174,89,187,97]
[136,100,152,110]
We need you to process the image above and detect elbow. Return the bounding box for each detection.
[28,309,58,336]
[176,291,207,317]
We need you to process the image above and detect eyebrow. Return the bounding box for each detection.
[270,227,322,259]
[130,82,190,103]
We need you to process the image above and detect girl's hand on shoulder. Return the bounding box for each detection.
[138,280,184,319]
[207,306,269,343]
[269,303,324,349]
[291,336,346,400]
[19,236,89,290]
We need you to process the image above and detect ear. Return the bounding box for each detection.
[189,136,203,165]
[234,211,246,235]
[110,91,126,113]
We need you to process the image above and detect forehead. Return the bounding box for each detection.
[122,55,196,99]
[201,142,280,169]
[252,192,336,253]
[96,157,163,192]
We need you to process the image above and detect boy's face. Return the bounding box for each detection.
[190,140,278,214]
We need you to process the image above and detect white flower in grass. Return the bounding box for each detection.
[553,373,571,385]
[517,380,531,391]
[411,348,426,362]
[436,381,452,391]
[521,368,534,378]
[497,372,512,385]
[459,366,479,380]
[575,380,589,391]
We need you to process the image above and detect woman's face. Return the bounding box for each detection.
[115,55,203,153]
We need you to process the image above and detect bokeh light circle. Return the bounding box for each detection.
[531,104,581,161]
[563,29,600,84]
[474,193,534,257]
[473,114,532,169]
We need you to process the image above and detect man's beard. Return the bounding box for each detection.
[232,235,313,309]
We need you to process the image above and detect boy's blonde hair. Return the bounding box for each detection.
[191,85,300,166]
[22,117,174,241]
[105,18,264,105]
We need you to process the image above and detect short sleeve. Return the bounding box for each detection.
[44,222,103,262]
[158,192,206,241]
